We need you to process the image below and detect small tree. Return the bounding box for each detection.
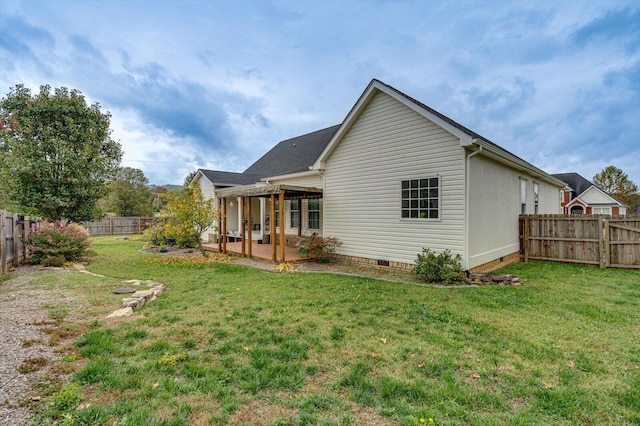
[153,182,220,255]
[0,84,122,222]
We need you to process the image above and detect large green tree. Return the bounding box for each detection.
[101,167,153,217]
[592,165,640,209]
[0,84,122,221]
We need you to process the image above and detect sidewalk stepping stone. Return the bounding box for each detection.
[113,288,137,294]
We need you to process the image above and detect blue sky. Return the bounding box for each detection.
[1,0,639,186]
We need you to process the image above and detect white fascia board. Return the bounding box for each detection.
[190,170,207,186]
[375,82,475,146]
[313,80,476,170]
[261,169,321,182]
[474,141,565,188]
[313,81,379,168]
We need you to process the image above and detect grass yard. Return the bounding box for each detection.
[20,236,640,425]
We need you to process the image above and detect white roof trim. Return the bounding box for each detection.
[312,79,564,188]
[262,169,321,183]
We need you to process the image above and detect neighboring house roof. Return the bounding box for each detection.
[553,172,627,207]
[244,125,340,178]
[552,172,593,195]
[198,169,261,186]
[315,79,564,187]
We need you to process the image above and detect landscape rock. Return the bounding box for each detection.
[464,272,521,286]
[107,307,134,318]
[121,297,145,309]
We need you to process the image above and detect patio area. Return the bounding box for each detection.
[202,241,307,262]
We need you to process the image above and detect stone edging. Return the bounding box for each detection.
[463,272,521,286]
[107,280,167,318]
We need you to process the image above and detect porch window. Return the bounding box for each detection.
[290,200,299,228]
[275,199,280,227]
[593,207,610,215]
[308,199,320,229]
[401,177,439,219]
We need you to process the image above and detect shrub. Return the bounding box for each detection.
[413,248,463,285]
[144,225,167,246]
[25,221,91,265]
[307,236,343,263]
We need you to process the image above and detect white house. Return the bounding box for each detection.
[198,79,564,272]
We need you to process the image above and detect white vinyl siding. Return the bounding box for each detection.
[468,155,561,268]
[323,91,465,265]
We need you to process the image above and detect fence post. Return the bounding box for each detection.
[599,217,606,268]
[138,217,141,234]
[523,215,530,262]
[109,216,113,236]
[604,218,610,268]
[13,217,19,266]
[1,210,7,275]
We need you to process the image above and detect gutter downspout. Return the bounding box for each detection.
[464,141,483,271]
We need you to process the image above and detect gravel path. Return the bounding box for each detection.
[0,268,73,426]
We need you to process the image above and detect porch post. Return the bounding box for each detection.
[279,190,286,262]
[217,198,222,253]
[297,199,302,238]
[222,198,227,254]
[271,194,276,261]
[248,197,253,257]
[241,197,246,257]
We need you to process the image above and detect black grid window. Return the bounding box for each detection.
[308,199,320,229]
[401,178,439,219]
[290,200,299,228]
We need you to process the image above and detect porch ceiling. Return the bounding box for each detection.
[216,183,322,200]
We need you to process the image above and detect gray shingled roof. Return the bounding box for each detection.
[243,125,340,177]
[551,172,593,195]
[198,169,261,186]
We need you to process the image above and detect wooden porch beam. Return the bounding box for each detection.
[222,198,227,254]
[279,189,285,262]
[217,198,222,253]
[241,197,246,257]
[248,197,253,257]
[270,194,276,261]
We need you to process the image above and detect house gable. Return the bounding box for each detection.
[321,89,466,266]
[580,185,624,206]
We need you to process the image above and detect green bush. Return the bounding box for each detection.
[413,248,463,285]
[25,221,91,265]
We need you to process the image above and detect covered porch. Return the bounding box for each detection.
[202,240,307,262]
[215,183,322,263]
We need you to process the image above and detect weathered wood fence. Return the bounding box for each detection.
[520,215,640,269]
[81,217,156,236]
[1,210,36,274]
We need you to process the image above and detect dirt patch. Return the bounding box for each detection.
[228,400,299,425]
[0,267,77,426]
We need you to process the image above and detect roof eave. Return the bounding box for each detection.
[474,140,565,187]
[262,169,322,183]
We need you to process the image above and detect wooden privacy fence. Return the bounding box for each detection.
[520,214,640,269]
[1,210,36,274]
[81,217,156,235]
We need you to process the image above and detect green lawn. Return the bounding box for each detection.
[23,237,640,425]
